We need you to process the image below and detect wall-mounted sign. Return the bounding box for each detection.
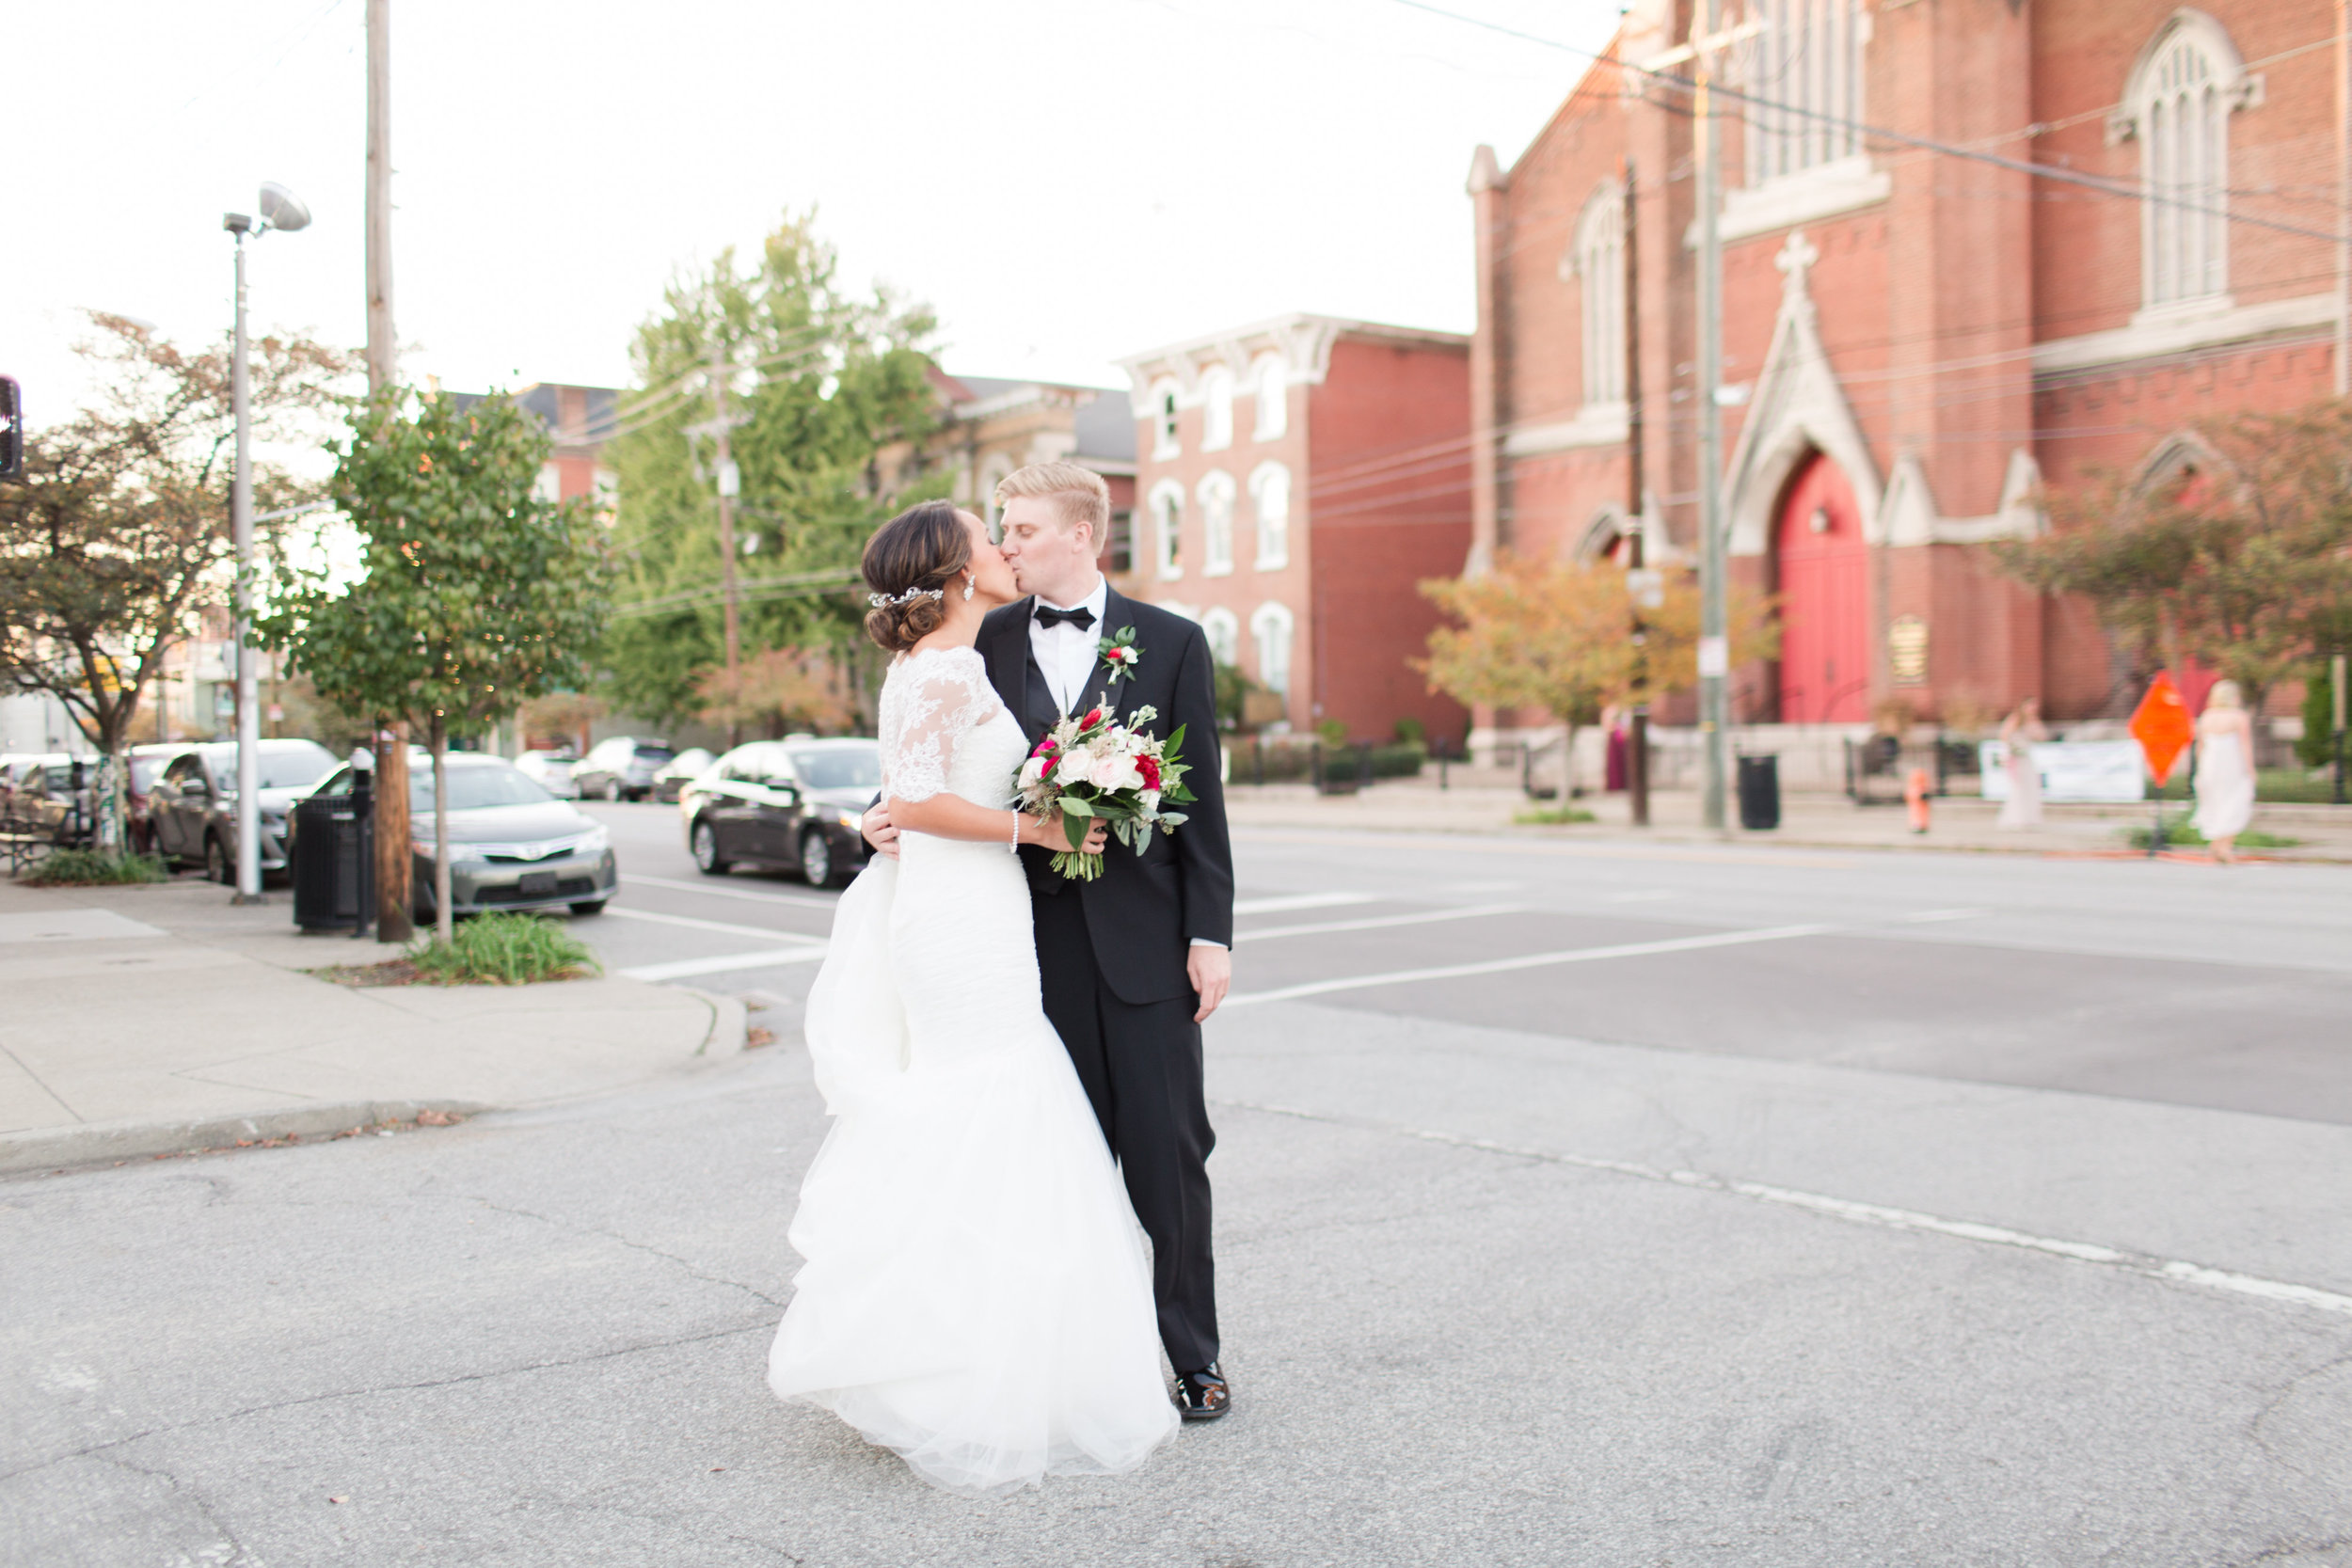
[1889,615,1929,686]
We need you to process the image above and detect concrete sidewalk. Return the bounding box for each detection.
[0,879,743,1175]
[1225,772,2352,862]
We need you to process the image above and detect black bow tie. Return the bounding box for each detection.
[1033,604,1096,631]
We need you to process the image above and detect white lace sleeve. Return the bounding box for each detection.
[879,648,1000,803]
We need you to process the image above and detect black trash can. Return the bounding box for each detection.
[291,790,374,931]
[1736,753,1781,831]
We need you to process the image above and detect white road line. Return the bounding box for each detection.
[599,906,823,942]
[624,872,840,910]
[1235,904,1525,943]
[1222,923,1834,1007]
[1231,892,1379,916]
[618,947,828,981]
[1604,889,1677,903]
[1897,908,1994,924]
[1218,1099,2352,1321]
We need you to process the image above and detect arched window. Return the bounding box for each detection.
[1571,186,1626,408]
[1201,606,1240,668]
[1201,365,1234,451]
[1249,601,1295,695]
[1151,378,1181,459]
[1149,479,1184,580]
[978,453,1012,539]
[1249,461,1291,570]
[1252,354,1288,440]
[1198,470,1236,576]
[1745,0,1864,184]
[2118,13,2252,311]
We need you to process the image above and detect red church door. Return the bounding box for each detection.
[1774,454,1869,724]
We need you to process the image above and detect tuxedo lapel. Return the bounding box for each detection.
[989,599,1040,740]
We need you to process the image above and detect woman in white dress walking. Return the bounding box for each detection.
[1997,698,2047,830]
[767,500,1178,1494]
[2191,679,2257,863]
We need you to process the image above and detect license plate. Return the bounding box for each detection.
[517,871,558,896]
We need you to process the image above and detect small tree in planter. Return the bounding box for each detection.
[261,388,614,945]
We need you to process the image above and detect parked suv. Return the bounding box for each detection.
[149,739,341,883]
[681,736,880,887]
[572,736,675,801]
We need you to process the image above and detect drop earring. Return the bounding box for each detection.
[962,573,976,601]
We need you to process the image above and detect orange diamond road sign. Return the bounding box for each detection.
[2130,671,2197,787]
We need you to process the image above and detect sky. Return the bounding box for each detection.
[8,0,1623,430]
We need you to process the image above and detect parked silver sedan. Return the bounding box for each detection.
[307,754,618,918]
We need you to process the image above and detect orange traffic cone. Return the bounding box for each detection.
[1905,768,1931,834]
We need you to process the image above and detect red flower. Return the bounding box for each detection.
[1137,755,1162,789]
[1081,707,1103,729]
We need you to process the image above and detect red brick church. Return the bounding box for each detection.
[1469,0,2339,738]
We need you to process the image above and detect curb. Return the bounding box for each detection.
[0,1099,495,1178]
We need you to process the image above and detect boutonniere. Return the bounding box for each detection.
[1097,626,1143,686]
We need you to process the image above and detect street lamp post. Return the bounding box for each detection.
[222,182,310,905]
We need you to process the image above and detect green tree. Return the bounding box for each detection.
[260,387,615,943]
[603,213,943,730]
[0,314,351,850]
[1994,402,2352,728]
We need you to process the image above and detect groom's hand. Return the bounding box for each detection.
[862,802,900,860]
[1187,944,1231,1022]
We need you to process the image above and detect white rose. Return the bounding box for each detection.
[1018,755,1047,788]
[1054,752,1089,786]
[1091,752,1142,791]
[1141,788,1161,814]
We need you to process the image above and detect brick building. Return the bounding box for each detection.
[1470,0,2341,743]
[921,371,1136,552]
[1116,315,1472,740]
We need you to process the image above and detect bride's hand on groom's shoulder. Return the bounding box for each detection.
[863,803,900,859]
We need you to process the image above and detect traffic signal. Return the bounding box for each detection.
[0,376,22,483]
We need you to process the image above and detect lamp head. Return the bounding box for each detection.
[257,182,310,233]
[223,213,255,235]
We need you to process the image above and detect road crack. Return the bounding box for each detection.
[469,1196,785,1308]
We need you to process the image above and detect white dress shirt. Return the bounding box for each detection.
[1028,574,1110,716]
[1027,574,1224,953]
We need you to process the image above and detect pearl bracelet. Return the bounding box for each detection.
[1009,810,1021,854]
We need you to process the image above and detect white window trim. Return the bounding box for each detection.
[1200,365,1235,452]
[1251,354,1289,441]
[2031,289,2335,373]
[1717,153,1890,245]
[1151,378,1182,460]
[1200,606,1241,668]
[1149,478,1185,581]
[1248,600,1295,695]
[1248,460,1292,570]
[2110,11,2261,316]
[1568,183,1627,409]
[1198,470,1236,577]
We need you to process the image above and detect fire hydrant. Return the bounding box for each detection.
[1904,767,1932,834]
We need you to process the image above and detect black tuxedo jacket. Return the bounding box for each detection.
[980,587,1235,1005]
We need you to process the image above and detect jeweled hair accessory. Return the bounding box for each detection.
[867,585,946,609]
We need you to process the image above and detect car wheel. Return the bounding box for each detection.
[569,900,607,916]
[205,835,230,885]
[800,829,836,888]
[691,819,730,876]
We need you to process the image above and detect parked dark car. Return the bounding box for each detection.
[124,742,184,854]
[572,736,675,801]
[306,753,618,918]
[149,739,341,883]
[680,737,880,888]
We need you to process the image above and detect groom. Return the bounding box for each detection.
[863,463,1235,1420]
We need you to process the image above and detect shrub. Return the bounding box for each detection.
[405,911,600,986]
[1517,806,1597,825]
[22,850,168,886]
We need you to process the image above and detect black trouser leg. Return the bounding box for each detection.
[1033,894,1221,1373]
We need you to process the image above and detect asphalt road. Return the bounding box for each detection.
[5,802,2349,1566]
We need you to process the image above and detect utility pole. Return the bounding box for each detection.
[1623,159,1651,828]
[365,0,411,942]
[2337,0,2349,396]
[1692,0,1731,832]
[229,224,262,903]
[688,347,749,742]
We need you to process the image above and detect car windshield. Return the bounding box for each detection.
[633,745,675,764]
[205,747,337,790]
[130,756,171,789]
[790,748,882,791]
[411,765,557,811]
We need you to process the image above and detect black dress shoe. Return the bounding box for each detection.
[1173,1362,1231,1421]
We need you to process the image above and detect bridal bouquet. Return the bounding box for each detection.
[1015,705,1195,881]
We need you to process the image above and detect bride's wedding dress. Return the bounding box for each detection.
[767,644,1178,1495]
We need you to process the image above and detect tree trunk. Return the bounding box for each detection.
[374,721,413,943]
[432,714,453,947]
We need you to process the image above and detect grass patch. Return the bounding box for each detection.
[1516,806,1598,826]
[2121,821,2304,850]
[313,911,600,988]
[20,849,169,886]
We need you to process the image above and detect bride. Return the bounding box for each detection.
[767,499,1179,1494]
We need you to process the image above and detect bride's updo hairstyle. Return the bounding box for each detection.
[861,499,972,653]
